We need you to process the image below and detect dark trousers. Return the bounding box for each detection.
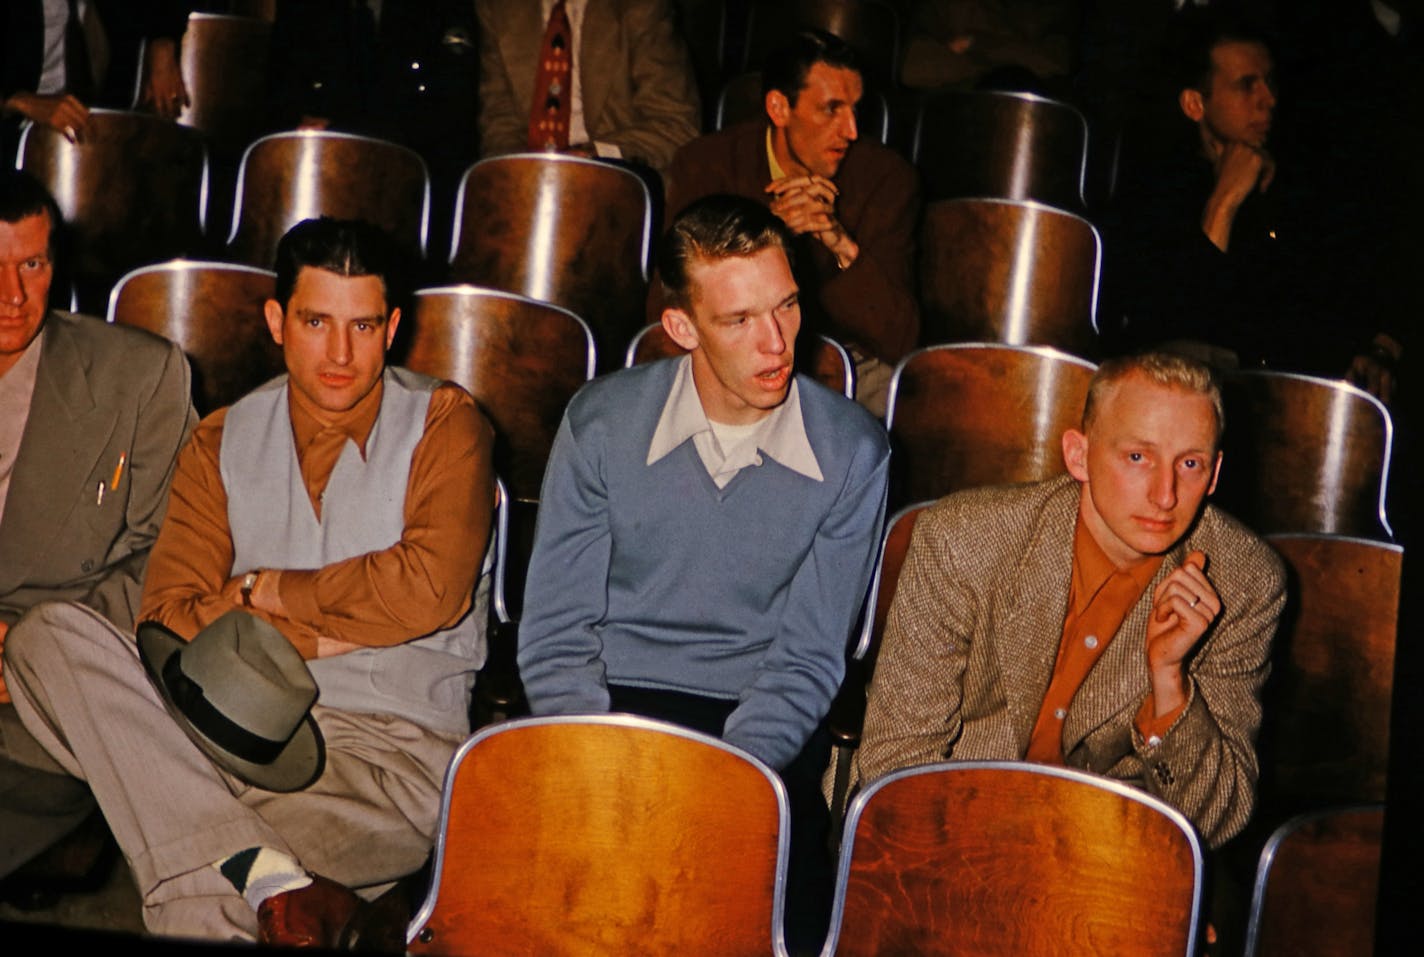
[607,685,833,957]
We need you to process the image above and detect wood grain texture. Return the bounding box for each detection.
[20,109,206,310]
[835,765,1198,957]
[888,344,1093,504]
[109,262,281,414]
[912,90,1087,209]
[1258,535,1401,806]
[401,288,592,503]
[1249,807,1383,957]
[919,199,1099,357]
[447,156,650,367]
[227,132,429,269]
[409,721,784,957]
[175,14,272,157]
[1218,372,1392,539]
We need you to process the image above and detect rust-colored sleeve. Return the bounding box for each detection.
[140,385,495,658]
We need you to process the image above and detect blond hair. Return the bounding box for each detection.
[1083,352,1224,443]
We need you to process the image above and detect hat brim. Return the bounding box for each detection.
[137,620,325,793]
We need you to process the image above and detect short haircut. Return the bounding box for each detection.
[1083,352,1225,444]
[272,217,403,311]
[1171,8,1273,94]
[761,29,860,106]
[658,195,795,311]
[0,170,62,247]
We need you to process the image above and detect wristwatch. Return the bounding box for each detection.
[240,570,260,607]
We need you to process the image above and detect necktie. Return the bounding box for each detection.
[526,1,573,151]
[65,0,94,100]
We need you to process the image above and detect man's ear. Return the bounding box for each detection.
[384,307,401,350]
[765,90,791,129]
[1207,450,1224,496]
[661,306,700,352]
[1062,429,1090,483]
[263,299,285,346]
[1179,88,1206,123]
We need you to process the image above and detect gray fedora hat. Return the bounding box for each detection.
[137,610,325,793]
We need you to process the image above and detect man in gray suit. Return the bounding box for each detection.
[0,170,194,881]
[852,352,1286,848]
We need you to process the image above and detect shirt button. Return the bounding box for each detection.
[1053,708,1067,720]
[1084,635,1098,649]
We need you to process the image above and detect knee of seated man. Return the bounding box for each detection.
[5,600,122,676]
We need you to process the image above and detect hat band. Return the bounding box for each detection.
[163,655,293,766]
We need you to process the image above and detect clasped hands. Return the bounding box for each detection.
[766,174,859,270]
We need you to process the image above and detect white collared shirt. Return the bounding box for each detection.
[646,355,823,488]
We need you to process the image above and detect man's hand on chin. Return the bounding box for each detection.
[1145,551,1221,716]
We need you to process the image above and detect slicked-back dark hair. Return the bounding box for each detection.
[272,217,404,310]
[761,29,861,107]
[1170,7,1274,95]
[658,195,795,311]
[0,170,63,246]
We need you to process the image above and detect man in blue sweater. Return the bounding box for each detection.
[519,194,889,953]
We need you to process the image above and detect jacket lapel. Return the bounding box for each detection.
[0,316,112,592]
[576,0,612,133]
[992,479,1079,753]
[502,0,546,113]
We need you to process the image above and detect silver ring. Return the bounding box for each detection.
[1189,595,1200,608]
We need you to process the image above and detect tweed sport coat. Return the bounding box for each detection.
[850,475,1286,847]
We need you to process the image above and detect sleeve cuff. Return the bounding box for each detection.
[593,141,623,160]
[1134,692,1188,747]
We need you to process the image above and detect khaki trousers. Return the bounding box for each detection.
[4,601,460,942]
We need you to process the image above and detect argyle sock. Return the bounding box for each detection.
[216,846,312,911]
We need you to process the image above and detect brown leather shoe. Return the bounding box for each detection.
[257,874,363,948]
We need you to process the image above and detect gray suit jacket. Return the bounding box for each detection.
[852,475,1286,847]
[0,312,194,631]
[476,0,701,172]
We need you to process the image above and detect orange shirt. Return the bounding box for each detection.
[139,379,494,659]
[1025,517,1182,763]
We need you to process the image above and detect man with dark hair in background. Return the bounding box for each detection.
[4,216,495,945]
[658,30,921,417]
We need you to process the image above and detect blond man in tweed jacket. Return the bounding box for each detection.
[852,354,1285,847]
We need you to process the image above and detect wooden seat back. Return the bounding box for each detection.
[172,14,272,159]
[107,261,281,414]
[1244,805,1384,957]
[625,322,855,399]
[227,131,430,269]
[19,109,207,312]
[920,198,1100,357]
[1218,372,1393,539]
[402,287,595,504]
[912,89,1088,209]
[828,762,1202,957]
[408,716,790,957]
[1259,535,1401,806]
[741,0,902,86]
[886,343,1095,504]
[447,155,651,367]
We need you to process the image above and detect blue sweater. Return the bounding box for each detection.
[518,360,890,769]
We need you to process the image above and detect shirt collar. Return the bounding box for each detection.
[765,126,787,181]
[1069,514,1162,616]
[288,373,384,462]
[646,355,823,482]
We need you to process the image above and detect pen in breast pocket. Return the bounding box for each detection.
[96,481,105,506]
[111,452,127,490]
